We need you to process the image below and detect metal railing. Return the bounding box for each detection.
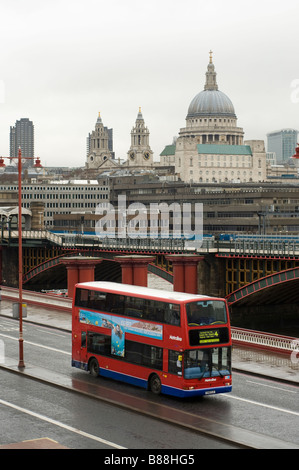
[2,229,299,257]
[1,230,62,245]
[99,237,187,251]
[233,239,299,257]
[232,327,299,354]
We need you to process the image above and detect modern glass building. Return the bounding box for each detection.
[267,129,298,164]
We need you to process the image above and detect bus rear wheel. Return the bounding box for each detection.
[149,374,162,395]
[89,358,99,378]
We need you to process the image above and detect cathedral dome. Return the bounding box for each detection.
[187,89,236,119]
[187,52,236,119]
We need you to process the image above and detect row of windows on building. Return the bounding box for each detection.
[22,193,109,200]
[194,178,262,184]
[0,185,108,192]
[181,155,252,162]
[189,118,235,124]
[189,170,259,176]
[192,162,254,168]
[26,202,103,210]
[199,154,251,161]
[206,212,255,218]
[177,157,262,168]
[28,202,101,214]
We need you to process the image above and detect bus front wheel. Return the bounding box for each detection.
[149,374,162,395]
[89,358,99,378]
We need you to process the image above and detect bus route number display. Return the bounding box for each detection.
[198,329,220,344]
[189,328,229,346]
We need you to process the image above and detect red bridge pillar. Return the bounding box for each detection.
[115,257,134,284]
[166,254,204,294]
[114,255,155,287]
[61,257,103,297]
[167,255,185,292]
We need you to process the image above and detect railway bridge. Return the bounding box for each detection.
[1,230,299,335]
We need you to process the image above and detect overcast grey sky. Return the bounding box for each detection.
[0,0,298,167]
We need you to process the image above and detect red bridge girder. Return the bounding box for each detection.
[226,267,299,306]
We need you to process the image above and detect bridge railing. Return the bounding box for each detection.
[23,230,63,245]
[232,327,299,354]
[1,230,63,245]
[61,235,190,251]
[233,239,299,257]
[99,237,187,251]
[3,229,299,256]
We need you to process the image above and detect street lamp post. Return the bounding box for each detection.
[18,147,24,369]
[0,148,42,369]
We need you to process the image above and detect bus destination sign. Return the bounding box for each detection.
[199,329,220,344]
[189,327,229,346]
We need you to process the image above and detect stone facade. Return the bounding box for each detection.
[175,140,266,183]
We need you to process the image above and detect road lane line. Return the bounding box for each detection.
[246,380,297,394]
[0,398,126,449]
[0,333,70,355]
[226,394,299,417]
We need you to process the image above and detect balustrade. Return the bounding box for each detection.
[232,327,298,354]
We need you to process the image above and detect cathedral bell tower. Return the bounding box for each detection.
[86,112,114,169]
[127,108,153,166]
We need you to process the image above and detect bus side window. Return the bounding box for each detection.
[75,288,89,307]
[155,308,164,323]
[108,294,125,315]
[124,296,143,318]
[81,331,86,348]
[165,305,180,326]
[89,291,107,311]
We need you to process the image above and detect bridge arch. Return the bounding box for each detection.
[23,256,122,290]
[22,254,173,290]
[226,267,299,336]
[226,267,299,307]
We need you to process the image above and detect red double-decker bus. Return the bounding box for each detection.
[72,281,232,398]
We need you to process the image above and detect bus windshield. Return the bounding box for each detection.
[186,300,227,326]
[184,347,231,379]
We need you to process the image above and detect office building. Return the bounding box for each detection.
[0,178,109,228]
[267,129,298,164]
[10,118,34,164]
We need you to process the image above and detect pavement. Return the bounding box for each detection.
[0,438,69,449]
[0,296,299,385]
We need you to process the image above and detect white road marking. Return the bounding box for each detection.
[0,398,126,449]
[0,320,21,332]
[246,380,297,394]
[0,333,71,355]
[226,394,299,417]
[33,324,69,338]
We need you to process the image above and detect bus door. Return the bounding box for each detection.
[168,350,183,377]
[80,329,88,367]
